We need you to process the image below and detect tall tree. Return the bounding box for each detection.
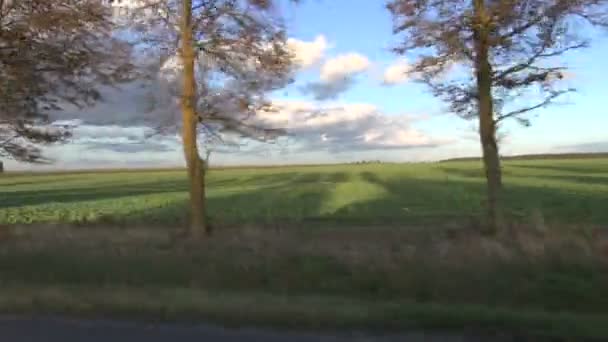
[128,0,294,237]
[0,0,133,164]
[388,0,607,231]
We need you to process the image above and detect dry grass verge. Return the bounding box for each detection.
[0,222,607,339]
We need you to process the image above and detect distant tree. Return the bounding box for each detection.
[127,0,295,237]
[0,0,134,164]
[388,0,607,231]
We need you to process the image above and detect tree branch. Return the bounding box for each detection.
[495,89,572,124]
[493,42,587,82]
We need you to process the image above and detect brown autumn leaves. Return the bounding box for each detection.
[2,0,606,236]
[1,0,134,162]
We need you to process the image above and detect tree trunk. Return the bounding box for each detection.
[473,0,503,233]
[180,0,208,237]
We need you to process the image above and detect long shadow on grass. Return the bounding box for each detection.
[3,172,303,209]
[208,172,301,188]
[209,172,340,223]
[323,172,484,225]
[325,171,608,226]
[534,174,608,187]
[133,169,608,226]
[0,179,190,208]
[511,163,608,175]
[8,167,606,226]
[439,166,519,179]
[440,166,608,187]
[125,172,343,225]
[0,176,88,188]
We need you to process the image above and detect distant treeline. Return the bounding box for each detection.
[441,152,608,163]
[6,153,607,176]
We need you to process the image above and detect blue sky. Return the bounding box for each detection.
[278,0,608,153]
[10,0,608,170]
[287,0,608,144]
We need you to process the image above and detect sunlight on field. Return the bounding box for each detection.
[1,158,607,226]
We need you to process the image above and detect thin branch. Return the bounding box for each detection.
[493,42,587,82]
[495,89,573,123]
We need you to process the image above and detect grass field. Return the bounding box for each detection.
[1,158,607,226]
[1,157,608,339]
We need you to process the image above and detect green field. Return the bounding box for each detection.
[2,158,607,226]
[1,158,608,339]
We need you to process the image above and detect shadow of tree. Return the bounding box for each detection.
[3,167,606,227]
[326,171,608,226]
[511,163,608,175]
[0,179,189,209]
[209,172,332,223]
[121,167,608,228]
[324,171,484,225]
[170,168,608,226]
[0,175,92,188]
[537,174,608,186]
[441,165,608,187]
[123,172,346,226]
[439,166,518,179]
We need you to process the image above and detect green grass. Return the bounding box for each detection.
[0,223,607,340]
[2,158,608,226]
[1,157,608,339]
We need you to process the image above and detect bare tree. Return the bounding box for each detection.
[128,0,295,237]
[388,0,607,231]
[0,0,134,164]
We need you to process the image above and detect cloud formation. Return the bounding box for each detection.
[43,98,445,168]
[319,53,370,82]
[82,141,176,153]
[256,100,445,152]
[382,59,411,85]
[300,53,371,100]
[286,35,329,69]
[48,82,159,126]
[299,77,356,101]
[381,58,467,86]
[556,141,608,153]
[38,35,444,168]
[52,123,179,155]
[50,35,333,128]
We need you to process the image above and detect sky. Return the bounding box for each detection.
[9,0,608,170]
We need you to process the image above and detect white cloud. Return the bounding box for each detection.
[299,77,356,101]
[50,34,332,128]
[300,52,371,100]
[286,35,329,69]
[72,124,152,141]
[255,100,446,152]
[30,36,448,168]
[382,59,411,85]
[35,99,447,169]
[48,81,159,126]
[47,144,184,169]
[319,53,371,82]
[382,58,469,86]
[62,124,180,154]
[555,141,608,153]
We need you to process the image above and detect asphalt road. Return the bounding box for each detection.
[0,316,539,342]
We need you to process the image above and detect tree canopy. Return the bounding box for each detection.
[1,0,134,163]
